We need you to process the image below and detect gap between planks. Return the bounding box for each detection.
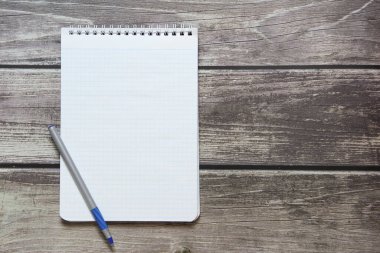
[1,167,380,175]
[1,64,380,70]
[0,163,379,171]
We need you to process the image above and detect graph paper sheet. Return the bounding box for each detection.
[60,27,199,222]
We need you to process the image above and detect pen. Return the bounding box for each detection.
[48,125,114,247]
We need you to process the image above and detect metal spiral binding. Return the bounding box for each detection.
[68,24,194,36]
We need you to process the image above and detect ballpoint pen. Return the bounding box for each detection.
[48,125,114,247]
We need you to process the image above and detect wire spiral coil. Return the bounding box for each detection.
[68,24,194,36]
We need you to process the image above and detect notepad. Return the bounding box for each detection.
[60,25,199,222]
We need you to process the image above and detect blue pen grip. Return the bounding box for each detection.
[91,207,108,230]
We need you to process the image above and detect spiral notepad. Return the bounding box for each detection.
[60,25,199,222]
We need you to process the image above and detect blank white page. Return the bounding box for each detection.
[60,26,199,222]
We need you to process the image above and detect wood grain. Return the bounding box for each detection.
[0,168,379,253]
[1,0,380,66]
[200,69,380,165]
[1,69,379,165]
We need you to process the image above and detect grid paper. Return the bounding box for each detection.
[60,27,199,221]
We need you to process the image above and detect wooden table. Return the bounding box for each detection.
[1,1,379,252]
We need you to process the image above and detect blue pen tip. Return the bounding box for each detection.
[48,124,55,129]
[107,237,114,246]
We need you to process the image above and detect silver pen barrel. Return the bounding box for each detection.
[48,125,96,209]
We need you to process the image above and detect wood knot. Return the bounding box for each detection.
[174,246,191,253]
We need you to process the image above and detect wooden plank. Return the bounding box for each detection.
[1,68,379,165]
[200,69,380,165]
[0,168,379,252]
[1,0,380,66]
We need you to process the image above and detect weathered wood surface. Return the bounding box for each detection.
[1,69,379,165]
[1,0,380,66]
[0,168,379,253]
[1,0,379,252]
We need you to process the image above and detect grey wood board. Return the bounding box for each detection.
[1,68,379,165]
[0,168,379,253]
[0,0,380,65]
